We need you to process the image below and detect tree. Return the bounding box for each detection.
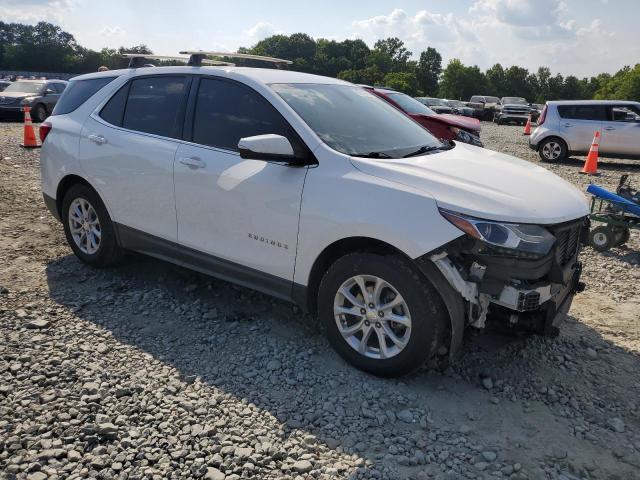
[416,47,441,96]
[503,65,533,100]
[486,63,507,98]
[438,59,487,100]
[373,37,411,70]
[383,71,420,95]
[595,64,640,101]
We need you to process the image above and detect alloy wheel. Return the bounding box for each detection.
[542,141,562,160]
[333,274,411,359]
[68,198,101,255]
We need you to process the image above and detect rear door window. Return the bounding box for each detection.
[122,76,189,138]
[99,83,129,126]
[52,77,116,115]
[609,105,640,122]
[557,105,607,121]
[191,78,301,154]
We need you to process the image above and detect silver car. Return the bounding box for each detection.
[530,100,640,161]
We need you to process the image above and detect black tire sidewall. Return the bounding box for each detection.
[61,184,120,267]
[32,104,46,123]
[318,253,447,377]
[588,226,613,252]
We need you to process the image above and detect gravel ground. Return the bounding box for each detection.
[1,120,639,480]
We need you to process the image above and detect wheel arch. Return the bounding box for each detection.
[298,236,462,359]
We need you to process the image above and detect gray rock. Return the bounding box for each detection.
[26,319,50,329]
[482,377,493,390]
[397,409,413,423]
[585,347,598,359]
[607,417,625,433]
[204,467,226,480]
[292,459,313,473]
[482,451,497,462]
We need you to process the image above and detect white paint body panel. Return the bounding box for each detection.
[41,66,589,294]
[173,142,307,280]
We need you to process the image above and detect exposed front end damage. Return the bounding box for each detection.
[418,217,589,356]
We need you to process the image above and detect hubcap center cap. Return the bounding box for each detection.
[366,309,378,320]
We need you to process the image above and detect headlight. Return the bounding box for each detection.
[440,209,555,258]
[450,127,483,147]
[19,97,33,105]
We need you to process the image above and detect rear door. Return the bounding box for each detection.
[599,104,640,156]
[557,104,606,153]
[173,76,308,291]
[79,75,190,241]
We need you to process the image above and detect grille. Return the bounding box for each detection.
[503,106,529,114]
[0,97,16,105]
[554,223,581,266]
[517,290,541,311]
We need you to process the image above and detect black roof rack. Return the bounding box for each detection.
[179,51,293,67]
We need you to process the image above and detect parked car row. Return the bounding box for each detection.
[0,79,68,122]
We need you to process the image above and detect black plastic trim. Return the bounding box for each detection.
[43,193,60,222]
[115,223,297,302]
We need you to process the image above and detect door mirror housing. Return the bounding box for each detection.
[44,88,55,96]
[238,134,310,166]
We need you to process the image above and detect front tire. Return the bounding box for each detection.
[538,137,567,162]
[318,253,447,377]
[62,184,121,267]
[588,226,613,252]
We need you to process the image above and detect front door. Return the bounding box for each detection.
[173,77,308,293]
[599,104,640,156]
[557,104,606,154]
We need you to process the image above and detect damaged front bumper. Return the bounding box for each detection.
[419,217,588,341]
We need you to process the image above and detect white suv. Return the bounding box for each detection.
[40,63,590,376]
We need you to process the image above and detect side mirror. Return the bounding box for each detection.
[238,134,310,166]
[44,88,55,96]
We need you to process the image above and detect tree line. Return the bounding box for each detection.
[1,21,638,102]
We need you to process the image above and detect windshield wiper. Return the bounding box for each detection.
[352,151,393,159]
[402,145,450,158]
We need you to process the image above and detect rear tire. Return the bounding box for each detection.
[62,184,121,267]
[32,104,47,123]
[318,253,447,377]
[588,226,613,252]
[538,137,567,162]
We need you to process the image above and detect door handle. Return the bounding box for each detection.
[88,134,107,145]
[178,156,206,169]
[562,123,572,128]
[604,126,615,131]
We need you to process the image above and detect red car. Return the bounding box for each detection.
[364,86,483,147]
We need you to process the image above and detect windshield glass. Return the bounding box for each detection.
[502,97,527,104]
[272,84,443,158]
[386,92,435,116]
[3,82,44,94]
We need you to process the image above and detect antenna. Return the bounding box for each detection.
[179,51,293,67]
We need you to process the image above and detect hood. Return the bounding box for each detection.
[0,92,32,99]
[350,142,589,225]
[428,113,481,132]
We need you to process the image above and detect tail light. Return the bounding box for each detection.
[39,121,52,143]
[537,105,547,126]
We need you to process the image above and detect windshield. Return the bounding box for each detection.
[3,82,44,94]
[386,92,435,116]
[502,97,528,105]
[447,100,464,107]
[272,84,443,158]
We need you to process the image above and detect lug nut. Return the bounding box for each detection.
[375,322,382,328]
[364,320,370,326]
[368,303,375,309]
[378,311,384,318]
[360,308,366,315]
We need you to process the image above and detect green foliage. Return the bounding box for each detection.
[594,64,640,101]
[416,47,441,96]
[1,21,637,103]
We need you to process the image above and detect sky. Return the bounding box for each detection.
[2,0,639,77]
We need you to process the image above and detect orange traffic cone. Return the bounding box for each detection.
[20,106,40,149]
[523,114,532,135]
[580,131,600,175]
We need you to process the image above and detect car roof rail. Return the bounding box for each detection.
[178,50,293,67]
[122,53,235,68]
